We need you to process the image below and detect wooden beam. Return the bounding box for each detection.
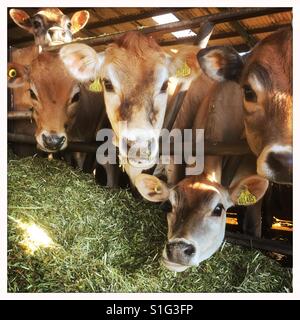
[159,23,291,47]
[217,8,258,47]
[84,7,191,31]
[41,8,291,52]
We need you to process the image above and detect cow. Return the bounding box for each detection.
[197,27,292,185]
[9,8,89,47]
[59,31,211,183]
[9,8,91,157]
[135,79,269,271]
[8,52,105,155]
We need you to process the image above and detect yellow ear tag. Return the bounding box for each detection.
[154,185,162,194]
[237,188,257,206]
[89,78,102,92]
[8,68,17,79]
[176,61,191,78]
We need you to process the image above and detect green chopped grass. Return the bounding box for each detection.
[8,154,292,293]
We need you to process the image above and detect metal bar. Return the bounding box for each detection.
[193,20,215,46]
[8,133,99,153]
[217,8,258,47]
[164,91,187,131]
[225,231,292,256]
[42,8,291,52]
[8,110,33,120]
[8,133,252,155]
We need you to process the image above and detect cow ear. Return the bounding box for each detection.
[9,9,32,32]
[135,174,170,203]
[229,175,269,206]
[7,62,29,88]
[70,10,90,34]
[60,43,104,82]
[197,46,244,82]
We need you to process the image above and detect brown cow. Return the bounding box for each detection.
[197,27,292,185]
[59,31,209,183]
[8,52,104,153]
[9,8,91,157]
[9,8,89,47]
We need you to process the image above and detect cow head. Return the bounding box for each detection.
[197,28,292,184]
[8,53,81,152]
[60,32,203,177]
[135,173,268,272]
[9,8,89,47]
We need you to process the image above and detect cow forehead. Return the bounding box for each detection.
[243,29,292,92]
[30,54,76,100]
[37,9,64,22]
[176,176,226,210]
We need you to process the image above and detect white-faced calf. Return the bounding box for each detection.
[135,172,268,272]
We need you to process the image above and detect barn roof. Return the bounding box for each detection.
[8,7,292,52]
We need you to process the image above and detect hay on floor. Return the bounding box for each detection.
[8,154,292,293]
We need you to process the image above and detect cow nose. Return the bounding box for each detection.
[166,241,196,264]
[267,152,293,183]
[121,137,157,161]
[268,152,293,170]
[42,134,66,150]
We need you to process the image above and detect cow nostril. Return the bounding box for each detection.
[268,152,293,171]
[42,134,66,149]
[184,244,196,256]
[166,241,195,260]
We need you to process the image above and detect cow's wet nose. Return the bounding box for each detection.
[42,133,66,150]
[268,152,292,171]
[166,240,196,264]
[266,151,292,183]
[121,137,157,161]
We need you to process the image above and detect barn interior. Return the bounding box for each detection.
[7,7,293,292]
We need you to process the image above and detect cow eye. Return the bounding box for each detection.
[29,89,38,100]
[67,22,72,29]
[212,204,224,217]
[71,92,80,104]
[243,84,257,103]
[103,78,114,92]
[160,80,169,93]
[33,19,42,29]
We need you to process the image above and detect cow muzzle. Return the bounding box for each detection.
[47,27,72,46]
[37,130,67,152]
[119,130,158,168]
[162,239,196,272]
[257,144,292,184]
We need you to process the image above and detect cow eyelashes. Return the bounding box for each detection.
[211,204,224,217]
[29,89,38,101]
[71,92,80,104]
[103,78,114,92]
[243,84,257,103]
[160,80,169,93]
